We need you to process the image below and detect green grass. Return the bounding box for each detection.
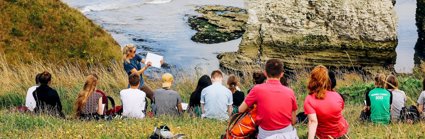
[1,105,424,138]
[0,0,121,66]
[0,111,228,138]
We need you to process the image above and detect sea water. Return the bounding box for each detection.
[62,0,244,75]
[62,0,418,73]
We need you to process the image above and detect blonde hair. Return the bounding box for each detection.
[75,74,98,116]
[374,73,386,88]
[122,44,136,63]
[307,65,331,99]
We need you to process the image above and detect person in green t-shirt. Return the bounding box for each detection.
[364,73,392,124]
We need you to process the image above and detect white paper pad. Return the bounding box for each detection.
[145,52,163,68]
[181,103,188,111]
[101,104,106,113]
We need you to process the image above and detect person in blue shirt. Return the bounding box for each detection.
[122,44,162,100]
[200,70,233,120]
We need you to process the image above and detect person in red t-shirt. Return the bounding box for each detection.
[304,65,349,139]
[239,59,298,139]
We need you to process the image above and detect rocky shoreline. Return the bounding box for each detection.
[188,5,248,44]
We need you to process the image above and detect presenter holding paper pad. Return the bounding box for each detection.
[145,52,163,68]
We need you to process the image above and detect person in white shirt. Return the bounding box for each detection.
[417,78,425,119]
[120,73,147,119]
[25,73,41,111]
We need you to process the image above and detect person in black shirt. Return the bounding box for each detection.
[33,71,65,118]
[188,75,212,117]
[227,75,245,114]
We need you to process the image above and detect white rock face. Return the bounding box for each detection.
[219,0,398,72]
[246,0,397,44]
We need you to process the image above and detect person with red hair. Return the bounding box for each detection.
[304,65,349,139]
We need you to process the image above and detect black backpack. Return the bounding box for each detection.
[359,109,371,122]
[296,112,308,124]
[399,105,420,123]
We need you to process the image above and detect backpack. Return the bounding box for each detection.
[96,90,122,116]
[14,106,29,113]
[400,105,420,123]
[149,125,185,139]
[222,105,258,139]
[296,112,308,124]
[359,109,371,122]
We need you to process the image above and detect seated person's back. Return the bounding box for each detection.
[232,90,244,107]
[303,66,349,139]
[188,75,212,117]
[385,75,406,120]
[227,75,245,108]
[305,91,348,138]
[153,73,182,116]
[367,74,392,124]
[201,70,233,120]
[82,93,103,115]
[239,59,298,139]
[418,80,425,118]
[25,73,41,111]
[154,89,182,116]
[418,92,425,119]
[33,71,64,118]
[246,80,297,130]
[120,73,146,119]
[75,74,104,118]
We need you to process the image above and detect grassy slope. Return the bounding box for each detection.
[0,0,121,66]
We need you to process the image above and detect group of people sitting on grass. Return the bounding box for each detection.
[361,73,425,124]
[22,44,425,139]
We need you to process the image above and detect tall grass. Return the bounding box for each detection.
[0,55,127,113]
[0,56,226,114]
[0,57,425,138]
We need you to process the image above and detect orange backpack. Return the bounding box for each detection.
[223,105,258,139]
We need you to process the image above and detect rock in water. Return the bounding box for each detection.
[188,5,248,44]
[219,0,398,73]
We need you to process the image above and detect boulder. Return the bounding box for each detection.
[188,5,248,44]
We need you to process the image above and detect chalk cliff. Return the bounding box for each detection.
[219,0,398,72]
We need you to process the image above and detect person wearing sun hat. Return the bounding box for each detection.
[152,73,183,117]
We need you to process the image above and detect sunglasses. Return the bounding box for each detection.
[129,49,136,54]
